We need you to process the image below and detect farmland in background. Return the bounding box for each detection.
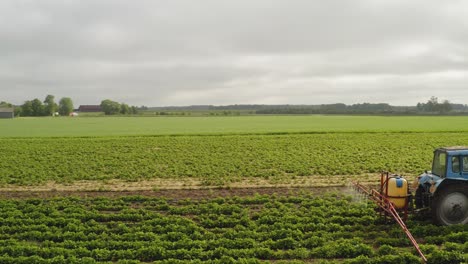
[1,115,467,263]
[3,132,468,186]
[2,115,468,137]
[2,115,468,186]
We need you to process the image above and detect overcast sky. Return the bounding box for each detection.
[1,0,468,106]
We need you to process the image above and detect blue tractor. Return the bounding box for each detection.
[353,147,468,262]
[415,146,468,225]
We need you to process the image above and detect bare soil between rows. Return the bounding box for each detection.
[0,186,353,200]
[0,174,391,200]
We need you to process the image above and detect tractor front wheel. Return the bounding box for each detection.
[432,185,468,225]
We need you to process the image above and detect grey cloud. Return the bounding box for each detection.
[1,0,468,106]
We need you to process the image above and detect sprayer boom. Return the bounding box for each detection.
[353,172,427,263]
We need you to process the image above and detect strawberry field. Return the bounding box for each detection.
[2,132,468,185]
[0,193,466,264]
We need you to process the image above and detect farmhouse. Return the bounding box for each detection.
[78,105,102,112]
[0,108,14,119]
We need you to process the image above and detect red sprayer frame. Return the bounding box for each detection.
[353,173,427,263]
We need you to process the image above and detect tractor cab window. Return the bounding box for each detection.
[432,151,446,178]
[452,156,460,173]
[463,156,468,172]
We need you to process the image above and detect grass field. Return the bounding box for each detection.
[2,115,468,137]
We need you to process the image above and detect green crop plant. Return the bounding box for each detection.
[2,132,468,185]
[0,193,465,263]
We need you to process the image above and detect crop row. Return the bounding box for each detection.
[0,193,466,263]
[2,133,468,185]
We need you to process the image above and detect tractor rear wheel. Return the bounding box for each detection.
[432,185,468,225]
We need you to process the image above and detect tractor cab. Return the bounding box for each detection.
[432,147,468,179]
[415,147,468,225]
[418,147,468,193]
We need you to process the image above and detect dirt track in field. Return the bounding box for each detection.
[0,174,382,191]
[0,174,388,200]
[0,186,354,200]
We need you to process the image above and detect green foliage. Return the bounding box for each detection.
[2,132,468,185]
[20,100,33,116]
[427,250,466,264]
[0,115,466,263]
[373,252,421,264]
[58,97,74,116]
[120,103,130,114]
[31,98,45,116]
[16,95,58,117]
[377,245,397,256]
[101,99,121,115]
[43,95,58,116]
[0,194,462,263]
[3,115,468,138]
[0,101,13,107]
[130,106,138,114]
[417,96,452,114]
[312,238,373,258]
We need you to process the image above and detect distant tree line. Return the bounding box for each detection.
[416,96,452,113]
[0,101,14,108]
[255,103,403,115]
[256,98,461,115]
[100,99,139,115]
[2,96,140,117]
[4,95,74,117]
[2,96,466,117]
[144,98,466,115]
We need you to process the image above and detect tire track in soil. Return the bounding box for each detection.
[0,186,349,200]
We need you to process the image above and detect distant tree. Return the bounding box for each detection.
[100,99,121,115]
[21,101,33,116]
[120,103,130,114]
[417,97,453,114]
[0,101,13,107]
[43,95,58,116]
[58,97,74,116]
[0,101,19,116]
[14,107,22,117]
[130,106,138,115]
[426,96,439,112]
[31,98,45,116]
[439,100,452,113]
[416,102,423,111]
